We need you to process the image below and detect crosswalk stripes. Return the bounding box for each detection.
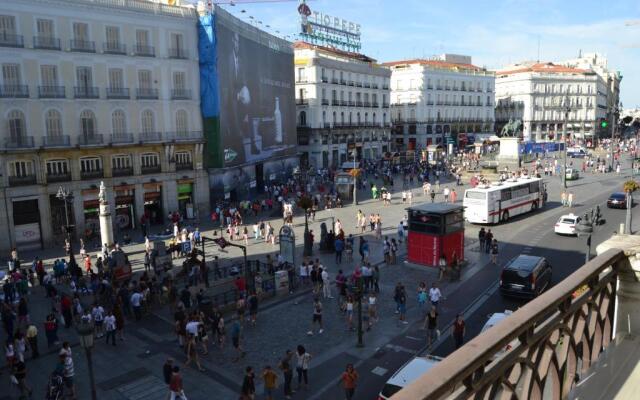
[116,375,167,400]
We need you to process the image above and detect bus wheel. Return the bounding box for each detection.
[501,211,509,222]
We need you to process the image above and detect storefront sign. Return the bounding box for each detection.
[269,173,276,180]
[279,225,295,265]
[14,223,40,247]
[250,180,257,188]
[224,192,231,199]
[298,0,361,52]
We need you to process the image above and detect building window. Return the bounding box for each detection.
[108,68,124,89]
[72,22,89,41]
[175,151,192,165]
[0,15,17,35]
[46,159,69,175]
[141,153,159,167]
[105,26,120,46]
[138,70,152,89]
[299,111,307,126]
[40,65,58,86]
[136,29,149,46]
[80,156,102,172]
[76,66,93,88]
[2,63,21,86]
[173,71,186,90]
[9,160,34,177]
[112,110,126,135]
[175,110,188,134]
[112,154,131,169]
[7,109,26,139]
[141,109,155,133]
[80,110,96,136]
[36,19,54,38]
[45,109,62,137]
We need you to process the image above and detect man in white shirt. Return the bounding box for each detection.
[131,290,144,321]
[321,269,332,299]
[185,319,200,339]
[104,311,117,346]
[443,187,450,202]
[91,304,105,338]
[429,283,442,309]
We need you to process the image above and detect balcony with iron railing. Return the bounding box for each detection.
[103,42,126,55]
[364,83,371,88]
[141,164,162,174]
[106,87,130,99]
[382,103,390,108]
[171,88,192,100]
[42,135,71,147]
[111,133,134,145]
[139,131,163,143]
[372,84,379,89]
[383,84,389,90]
[134,44,155,57]
[0,84,29,98]
[112,166,133,177]
[74,86,99,99]
[296,98,309,105]
[38,86,66,98]
[176,162,193,171]
[168,47,188,59]
[78,134,104,146]
[356,82,363,88]
[321,99,329,106]
[392,235,640,400]
[136,88,159,100]
[348,81,354,86]
[340,79,346,85]
[331,99,340,106]
[5,136,35,149]
[0,33,24,48]
[46,172,72,183]
[70,39,96,52]
[168,131,203,142]
[331,78,339,84]
[81,169,104,180]
[9,175,36,186]
[33,36,61,50]
[321,76,328,83]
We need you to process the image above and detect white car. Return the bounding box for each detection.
[554,214,581,236]
[378,355,442,399]
[481,311,517,360]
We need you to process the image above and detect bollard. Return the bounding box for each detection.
[620,223,625,234]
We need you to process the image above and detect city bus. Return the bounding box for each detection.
[463,177,545,224]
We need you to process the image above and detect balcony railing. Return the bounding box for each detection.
[355,82,363,88]
[364,83,371,88]
[331,78,339,84]
[340,79,346,85]
[296,99,309,105]
[134,44,155,57]
[321,99,329,106]
[106,87,130,99]
[46,172,72,183]
[168,131,203,142]
[171,89,191,100]
[141,165,161,174]
[9,175,36,186]
[103,42,126,55]
[168,48,188,59]
[5,136,35,149]
[0,84,29,98]
[111,133,134,144]
[42,135,71,147]
[0,33,24,48]
[136,88,159,99]
[70,39,96,52]
[321,77,328,83]
[74,86,99,99]
[38,86,65,98]
[176,162,193,171]
[78,134,104,146]
[33,36,61,50]
[393,247,626,400]
[383,84,389,90]
[81,169,104,180]
[140,131,163,143]
[112,167,133,177]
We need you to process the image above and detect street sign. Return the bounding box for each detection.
[214,237,229,249]
[182,241,192,254]
[279,225,295,265]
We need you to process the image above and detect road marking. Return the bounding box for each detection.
[371,366,388,376]
[385,344,418,354]
[405,336,423,341]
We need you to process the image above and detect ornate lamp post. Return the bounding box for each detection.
[576,212,594,264]
[562,96,571,189]
[56,186,73,240]
[350,151,359,205]
[297,195,313,257]
[76,321,97,400]
[623,180,639,234]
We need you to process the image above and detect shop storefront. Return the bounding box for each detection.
[177,180,195,219]
[115,185,135,231]
[13,198,42,250]
[82,188,100,239]
[49,194,75,240]
[143,183,163,225]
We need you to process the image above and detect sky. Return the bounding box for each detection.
[214,0,640,108]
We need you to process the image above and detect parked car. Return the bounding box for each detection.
[499,255,552,299]
[607,192,631,209]
[481,310,517,360]
[565,168,579,181]
[378,355,443,400]
[567,147,588,158]
[554,214,580,236]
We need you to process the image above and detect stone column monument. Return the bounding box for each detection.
[98,181,114,247]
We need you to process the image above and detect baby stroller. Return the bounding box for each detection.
[46,373,64,400]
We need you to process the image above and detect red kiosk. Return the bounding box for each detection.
[407,203,464,267]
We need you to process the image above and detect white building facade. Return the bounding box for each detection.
[0,0,208,251]
[294,42,392,169]
[383,55,495,151]
[495,62,608,143]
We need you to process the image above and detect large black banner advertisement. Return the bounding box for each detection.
[217,17,296,167]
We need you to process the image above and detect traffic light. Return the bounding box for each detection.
[601,119,609,129]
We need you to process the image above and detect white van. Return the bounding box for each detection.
[567,147,588,158]
[378,355,442,399]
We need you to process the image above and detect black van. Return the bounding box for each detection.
[499,255,552,299]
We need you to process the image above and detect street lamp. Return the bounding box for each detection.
[354,276,364,347]
[56,186,73,239]
[576,212,594,264]
[610,103,620,172]
[297,196,313,257]
[76,321,97,400]
[562,96,571,189]
[351,151,358,205]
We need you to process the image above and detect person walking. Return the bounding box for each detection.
[241,366,256,400]
[396,284,408,324]
[230,318,245,362]
[429,283,443,309]
[321,268,332,299]
[12,355,33,398]
[491,239,499,265]
[104,310,116,346]
[485,230,493,254]
[278,350,294,399]
[340,363,359,400]
[561,191,567,207]
[262,365,278,400]
[452,313,466,349]
[295,345,311,390]
[478,228,486,252]
[168,366,186,400]
[567,192,574,207]
[308,297,323,336]
[424,306,439,349]
[25,323,39,359]
[184,334,205,372]
[443,187,450,202]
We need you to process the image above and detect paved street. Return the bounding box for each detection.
[2,155,638,400]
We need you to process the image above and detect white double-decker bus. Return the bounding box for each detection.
[463,177,545,224]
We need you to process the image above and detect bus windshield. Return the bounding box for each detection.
[465,191,486,200]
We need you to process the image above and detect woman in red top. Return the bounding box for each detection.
[340,363,358,400]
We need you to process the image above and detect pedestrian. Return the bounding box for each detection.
[247,292,258,326]
[184,334,205,372]
[368,292,378,327]
[443,186,450,202]
[334,237,344,264]
[561,191,567,207]
[321,268,332,299]
[25,323,39,359]
[114,301,125,341]
[262,365,278,400]
[131,289,143,321]
[429,283,442,309]
[567,192,574,207]
[485,230,493,254]
[424,306,439,348]
[91,302,105,338]
[278,350,294,399]
[491,239,499,265]
[44,311,59,348]
[430,189,436,203]
[104,310,116,346]
[230,318,245,362]
[396,284,408,324]
[295,345,311,390]
[162,358,174,399]
[169,366,186,400]
[241,366,256,399]
[478,228,486,252]
[452,313,466,349]
[308,297,324,336]
[340,363,359,400]
[60,344,76,399]
[11,355,33,398]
